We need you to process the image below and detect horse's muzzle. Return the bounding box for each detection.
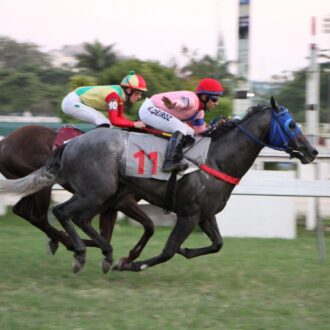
[292,147,318,164]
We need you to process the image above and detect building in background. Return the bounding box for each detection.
[48,44,84,69]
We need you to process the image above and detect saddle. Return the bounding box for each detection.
[53,125,84,149]
[52,124,169,151]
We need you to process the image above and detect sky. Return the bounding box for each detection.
[0,0,329,81]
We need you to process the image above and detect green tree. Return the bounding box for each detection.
[0,66,73,116]
[274,70,307,122]
[0,69,44,113]
[69,75,97,90]
[320,62,330,123]
[75,40,118,73]
[0,37,75,116]
[179,46,235,95]
[37,67,73,85]
[0,36,51,69]
[275,62,330,123]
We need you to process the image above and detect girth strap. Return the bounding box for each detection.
[163,171,178,213]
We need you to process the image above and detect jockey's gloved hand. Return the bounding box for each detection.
[209,116,227,128]
[200,128,214,137]
[199,117,227,137]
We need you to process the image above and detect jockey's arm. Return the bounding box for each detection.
[106,92,134,128]
[191,111,207,135]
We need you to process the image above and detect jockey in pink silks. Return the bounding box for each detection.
[139,78,224,172]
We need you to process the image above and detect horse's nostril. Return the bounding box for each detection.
[313,149,318,156]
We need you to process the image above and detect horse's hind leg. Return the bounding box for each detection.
[53,193,117,273]
[52,197,87,273]
[12,188,73,254]
[177,215,223,259]
[116,215,198,272]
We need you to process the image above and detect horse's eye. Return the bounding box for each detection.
[289,121,296,130]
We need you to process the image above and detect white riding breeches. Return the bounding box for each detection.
[139,98,195,136]
[61,92,110,126]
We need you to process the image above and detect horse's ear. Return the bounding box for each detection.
[270,96,280,112]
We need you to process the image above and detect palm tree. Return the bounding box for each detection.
[75,40,118,73]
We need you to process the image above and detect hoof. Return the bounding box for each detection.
[48,240,59,255]
[112,260,144,272]
[72,259,84,274]
[112,257,130,271]
[177,247,189,258]
[72,252,86,273]
[101,259,112,274]
[112,260,122,271]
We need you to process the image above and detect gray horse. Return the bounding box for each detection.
[0,97,318,273]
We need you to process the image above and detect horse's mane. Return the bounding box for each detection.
[240,102,270,122]
[209,102,270,139]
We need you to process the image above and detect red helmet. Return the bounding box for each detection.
[120,70,148,92]
[195,78,224,96]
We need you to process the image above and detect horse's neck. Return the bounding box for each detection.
[209,109,272,178]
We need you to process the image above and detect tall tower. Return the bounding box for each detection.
[233,0,252,116]
[215,0,226,77]
[305,16,320,145]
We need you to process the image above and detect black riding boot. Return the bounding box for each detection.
[162,131,188,172]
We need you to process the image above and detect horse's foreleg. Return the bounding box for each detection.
[99,209,117,243]
[71,209,114,274]
[115,215,197,272]
[177,215,223,259]
[82,210,117,247]
[112,202,154,270]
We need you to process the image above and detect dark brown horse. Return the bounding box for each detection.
[0,125,154,272]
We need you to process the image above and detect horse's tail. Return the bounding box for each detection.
[0,144,66,197]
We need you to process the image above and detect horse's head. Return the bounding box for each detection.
[269,96,318,164]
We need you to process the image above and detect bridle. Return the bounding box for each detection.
[231,106,302,157]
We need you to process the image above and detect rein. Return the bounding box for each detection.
[230,107,301,152]
[181,106,300,186]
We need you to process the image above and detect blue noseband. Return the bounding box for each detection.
[268,106,302,149]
